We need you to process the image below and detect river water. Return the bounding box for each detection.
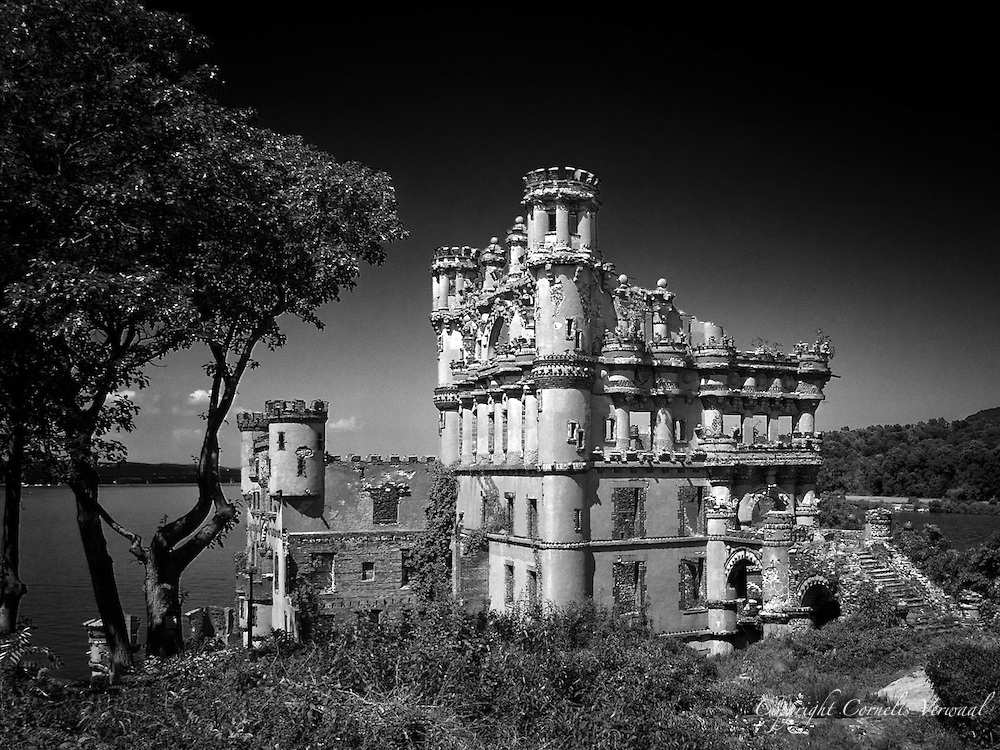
[17,484,244,681]
[12,486,1000,681]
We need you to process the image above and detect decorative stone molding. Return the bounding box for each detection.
[432,386,460,410]
[532,353,596,389]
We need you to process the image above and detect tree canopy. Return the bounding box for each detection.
[1,0,405,667]
[818,413,1000,502]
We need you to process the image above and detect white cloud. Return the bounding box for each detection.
[172,427,203,444]
[188,389,211,404]
[328,416,359,432]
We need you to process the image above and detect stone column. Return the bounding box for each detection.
[506,387,523,464]
[766,411,778,442]
[523,388,539,464]
[460,399,475,465]
[741,413,754,445]
[441,409,460,466]
[701,399,722,437]
[762,510,794,638]
[706,480,735,656]
[579,209,595,250]
[614,400,631,453]
[555,204,570,246]
[492,393,505,464]
[475,394,490,463]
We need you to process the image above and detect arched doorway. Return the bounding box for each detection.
[800,582,841,629]
[726,548,764,647]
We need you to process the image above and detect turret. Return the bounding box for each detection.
[523,166,601,256]
[236,411,267,496]
[430,247,479,466]
[265,400,327,501]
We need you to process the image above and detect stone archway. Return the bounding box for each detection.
[798,577,841,629]
[737,486,790,528]
[725,548,763,599]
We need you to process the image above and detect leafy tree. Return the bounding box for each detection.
[1,0,406,665]
[0,0,214,673]
[134,116,405,657]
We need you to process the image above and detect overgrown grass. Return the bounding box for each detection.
[1,599,992,749]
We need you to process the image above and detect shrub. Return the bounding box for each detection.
[925,639,1000,747]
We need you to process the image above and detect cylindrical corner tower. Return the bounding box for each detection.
[524,167,602,605]
[266,399,327,501]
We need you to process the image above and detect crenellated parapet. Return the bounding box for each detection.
[264,399,328,423]
[522,166,601,204]
[237,411,268,432]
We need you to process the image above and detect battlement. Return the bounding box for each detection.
[523,166,600,189]
[264,399,328,422]
[522,166,601,205]
[236,411,268,432]
[431,245,480,265]
[324,453,437,465]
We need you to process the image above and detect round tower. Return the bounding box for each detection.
[266,400,327,501]
[523,167,602,605]
[430,246,479,466]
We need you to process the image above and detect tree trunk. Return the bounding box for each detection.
[0,429,28,635]
[144,539,183,658]
[144,415,235,657]
[71,460,134,679]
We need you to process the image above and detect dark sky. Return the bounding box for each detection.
[132,5,999,464]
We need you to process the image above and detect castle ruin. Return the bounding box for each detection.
[431,167,836,654]
[237,167,842,654]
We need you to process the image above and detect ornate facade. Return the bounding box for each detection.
[432,167,836,653]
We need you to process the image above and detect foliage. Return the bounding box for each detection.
[925,639,1000,747]
[410,463,457,602]
[2,0,404,659]
[818,413,1000,501]
[0,622,60,681]
[0,604,750,750]
[894,525,1000,632]
[816,491,863,530]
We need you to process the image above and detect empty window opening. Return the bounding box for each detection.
[679,558,705,610]
[613,560,644,615]
[528,498,539,538]
[612,487,645,539]
[678,486,705,536]
[361,562,375,581]
[629,410,651,450]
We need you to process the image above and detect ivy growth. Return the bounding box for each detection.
[410,463,456,602]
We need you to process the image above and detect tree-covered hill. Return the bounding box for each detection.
[818,409,1000,502]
